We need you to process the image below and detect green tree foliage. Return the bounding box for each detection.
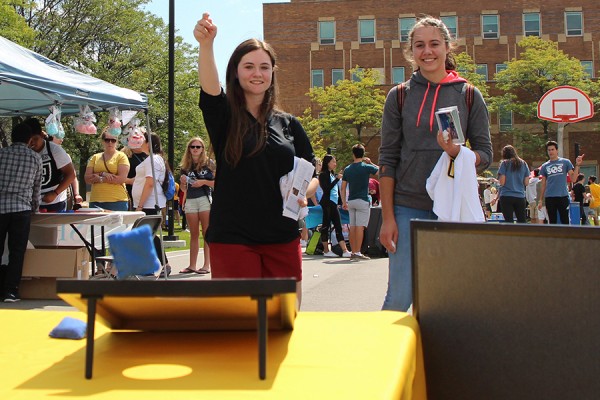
[0,0,34,45]
[492,36,600,144]
[454,52,490,108]
[300,68,385,166]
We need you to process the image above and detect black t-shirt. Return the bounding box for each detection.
[181,164,214,200]
[572,182,585,205]
[199,89,314,244]
[126,151,148,198]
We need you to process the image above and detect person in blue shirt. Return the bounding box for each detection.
[538,140,584,224]
[497,145,530,223]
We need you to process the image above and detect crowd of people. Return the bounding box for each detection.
[1,13,598,313]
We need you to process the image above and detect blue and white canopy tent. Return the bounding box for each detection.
[0,36,147,116]
[0,36,168,278]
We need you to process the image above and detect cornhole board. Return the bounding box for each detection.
[57,279,297,380]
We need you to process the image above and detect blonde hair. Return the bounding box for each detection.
[180,137,209,172]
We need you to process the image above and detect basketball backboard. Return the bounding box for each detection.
[538,86,594,123]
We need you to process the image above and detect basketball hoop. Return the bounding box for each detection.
[555,114,577,123]
[538,86,594,123]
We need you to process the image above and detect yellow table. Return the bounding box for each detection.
[0,310,425,400]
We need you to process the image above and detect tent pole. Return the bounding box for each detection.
[145,111,168,279]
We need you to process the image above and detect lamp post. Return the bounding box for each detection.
[164,0,178,241]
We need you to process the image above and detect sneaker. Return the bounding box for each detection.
[300,239,308,247]
[3,292,20,303]
[323,251,339,258]
[350,253,370,261]
[342,251,352,258]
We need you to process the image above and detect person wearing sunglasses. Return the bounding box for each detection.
[84,128,130,211]
[178,137,214,274]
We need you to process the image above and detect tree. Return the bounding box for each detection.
[300,67,386,165]
[492,36,599,150]
[0,0,34,46]
[455,52,490,107]
[13,0,204,186]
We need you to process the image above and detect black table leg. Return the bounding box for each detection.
[84,295,99,379]
[255,296,268,380]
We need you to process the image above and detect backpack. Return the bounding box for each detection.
[162,170,175,201]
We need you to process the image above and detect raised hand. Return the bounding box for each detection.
[193,12,217,45]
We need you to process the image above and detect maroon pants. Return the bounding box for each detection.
[209,238,302,281]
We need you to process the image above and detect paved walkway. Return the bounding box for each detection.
[2,250,390,312]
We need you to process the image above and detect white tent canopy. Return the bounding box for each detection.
[0,36,148,117]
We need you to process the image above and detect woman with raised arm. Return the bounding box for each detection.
[193,13,316,299]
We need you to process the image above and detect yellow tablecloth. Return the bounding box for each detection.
[0,310,426,400]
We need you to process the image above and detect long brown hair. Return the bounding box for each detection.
[180,137,209,172]
[404,15,457,71]
[224,38,280,167]
[501,145,525,171]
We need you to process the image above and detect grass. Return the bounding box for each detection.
[161,223,206,252]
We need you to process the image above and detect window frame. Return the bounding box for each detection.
[580,61,594,78]
[311,69,324,88]
[319,21,335,45]
[476,64,489,81]
[482,14,499,39]
[523,12,540,37]
[359,19,376,44]
[499,107,513,132]
[392,67,405,84]
[332,69,344,85]
[565,11,583,36]
[440,16,458,39]
[351,68,364,82]
[399,17,416,42]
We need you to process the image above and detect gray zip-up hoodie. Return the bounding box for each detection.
[379,70,492,210]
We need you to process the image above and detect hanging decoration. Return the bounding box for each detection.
[107,107,123,136]
[73,105,97,134]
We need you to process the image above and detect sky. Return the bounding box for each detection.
[144,0,289,80]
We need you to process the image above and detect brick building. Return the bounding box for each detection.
[263,0,600,176]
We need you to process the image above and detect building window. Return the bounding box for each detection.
[482,14,499,39]
[332,69,344,85]
[581,61,593,78]
[565,11,583,36]
[359,19,375,43]
[399,17,415,42]
[312,69,324,88]
[523,12,540,37]
[476,64,489,81]
[351,68,364,82]
[499,107,513,132]
[496,64,507,74]
[392,67,405,84]
[319,21,335,45]
[441,16,458,39]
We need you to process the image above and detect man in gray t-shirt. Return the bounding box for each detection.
[341,144,378,260]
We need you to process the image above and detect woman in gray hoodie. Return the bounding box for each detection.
[378,16,493,312]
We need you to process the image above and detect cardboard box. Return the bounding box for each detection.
[22,246,90,278]
[20,247,90,299]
